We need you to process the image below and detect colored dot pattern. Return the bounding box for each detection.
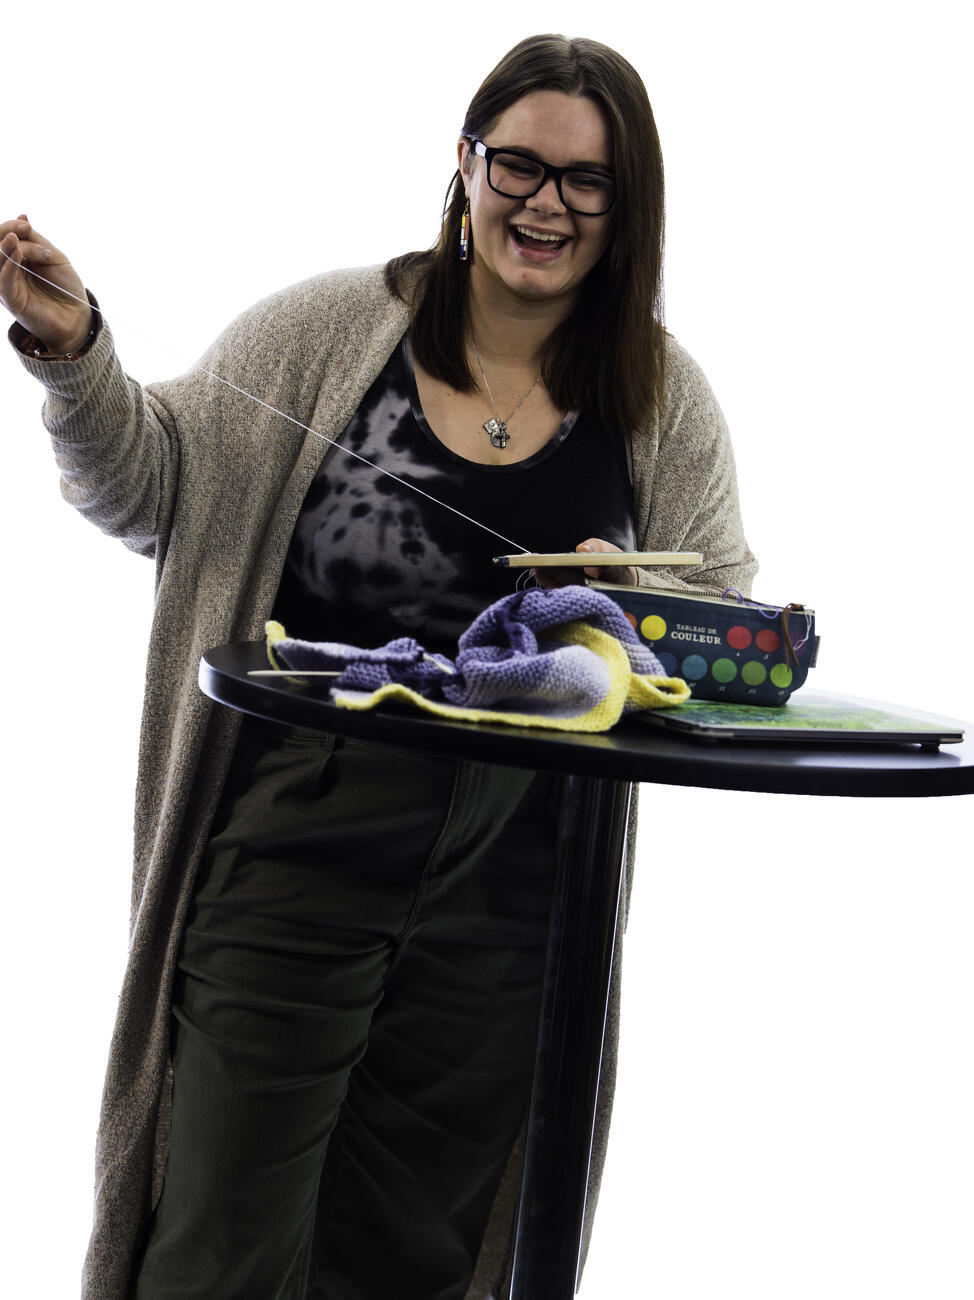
[616,600,809,700]
[770,663,794,688]
[681,655,709,680]
[711,658,738,683]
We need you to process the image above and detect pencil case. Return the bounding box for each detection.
[589,582,820,706]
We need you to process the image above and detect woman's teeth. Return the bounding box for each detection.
[513,225,568,248]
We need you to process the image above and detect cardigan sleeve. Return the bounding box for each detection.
[8,265,404,568]
[8,294,180,561]
[631,333,759,599]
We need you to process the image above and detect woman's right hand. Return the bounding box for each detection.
[0,215,92,353]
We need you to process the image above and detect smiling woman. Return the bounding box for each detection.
[462,92,614,303]
[391,34,667,446]
[0,30,755,1300]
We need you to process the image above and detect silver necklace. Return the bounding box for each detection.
[471,339,540,449]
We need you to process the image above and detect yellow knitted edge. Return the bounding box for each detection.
[265,621,317,686]
[546,622,634,726]
[629,673,692,707]
[265,620,287,670]
[554,622,691,709]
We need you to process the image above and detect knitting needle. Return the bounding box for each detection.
[247,654,456,678]
[492,551,704,568]
[247,670,342,676]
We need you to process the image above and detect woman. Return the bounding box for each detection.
[1,33,756,1300]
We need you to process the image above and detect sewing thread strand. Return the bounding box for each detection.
[1,249,531,554]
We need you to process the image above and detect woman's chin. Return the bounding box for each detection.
[486,256,575,306]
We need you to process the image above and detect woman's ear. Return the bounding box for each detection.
[457,137,472,189]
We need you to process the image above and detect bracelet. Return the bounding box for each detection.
[21,314,98,362]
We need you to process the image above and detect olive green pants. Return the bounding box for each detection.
[133,717,561,1299]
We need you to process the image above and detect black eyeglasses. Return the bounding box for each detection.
[467,138,616,216]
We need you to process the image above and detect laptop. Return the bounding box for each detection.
[638,691,965,747]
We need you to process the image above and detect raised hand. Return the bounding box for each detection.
[0,215,92,353]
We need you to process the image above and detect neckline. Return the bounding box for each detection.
[401,334,579,474]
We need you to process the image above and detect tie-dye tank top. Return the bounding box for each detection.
[271,335,636,654]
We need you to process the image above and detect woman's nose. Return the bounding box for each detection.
[525,176,566,213]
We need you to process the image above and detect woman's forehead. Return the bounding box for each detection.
[484,91,612,166]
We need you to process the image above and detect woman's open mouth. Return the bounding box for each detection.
[510,224,572,257]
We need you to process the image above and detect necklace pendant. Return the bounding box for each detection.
[484,418,509,449]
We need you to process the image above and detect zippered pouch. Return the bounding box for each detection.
[589,582,819,706]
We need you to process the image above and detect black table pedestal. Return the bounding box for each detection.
[510,774,633,1298]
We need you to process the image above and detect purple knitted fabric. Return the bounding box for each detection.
[265,634,456,693]
[443,587,664,710]
[268,587,668,718]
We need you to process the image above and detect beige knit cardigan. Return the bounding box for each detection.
[11,262,757,1299]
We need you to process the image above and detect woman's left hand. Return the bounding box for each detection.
[532,538,638,589]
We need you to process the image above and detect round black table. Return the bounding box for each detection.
[200,643,974,1297]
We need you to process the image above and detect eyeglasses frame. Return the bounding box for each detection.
[466,138,617,216]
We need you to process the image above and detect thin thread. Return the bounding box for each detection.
[2,249,531,555]
[723,586,813,660]
[721,587,781,619]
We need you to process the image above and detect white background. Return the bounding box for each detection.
[2,2,972,1296]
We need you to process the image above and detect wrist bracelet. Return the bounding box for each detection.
[23,314,98,362]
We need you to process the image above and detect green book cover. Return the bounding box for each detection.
[642,695,964,742]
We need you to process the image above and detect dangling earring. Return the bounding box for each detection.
[459,198,471,262]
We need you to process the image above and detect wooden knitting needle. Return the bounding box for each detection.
[492,551,703,568]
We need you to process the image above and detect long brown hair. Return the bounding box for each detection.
[386,34,666,434]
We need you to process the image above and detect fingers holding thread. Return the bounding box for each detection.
[0,216,92,350]
[2,214,54,250]
[2,237,53,265]
[0,229,30,315]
